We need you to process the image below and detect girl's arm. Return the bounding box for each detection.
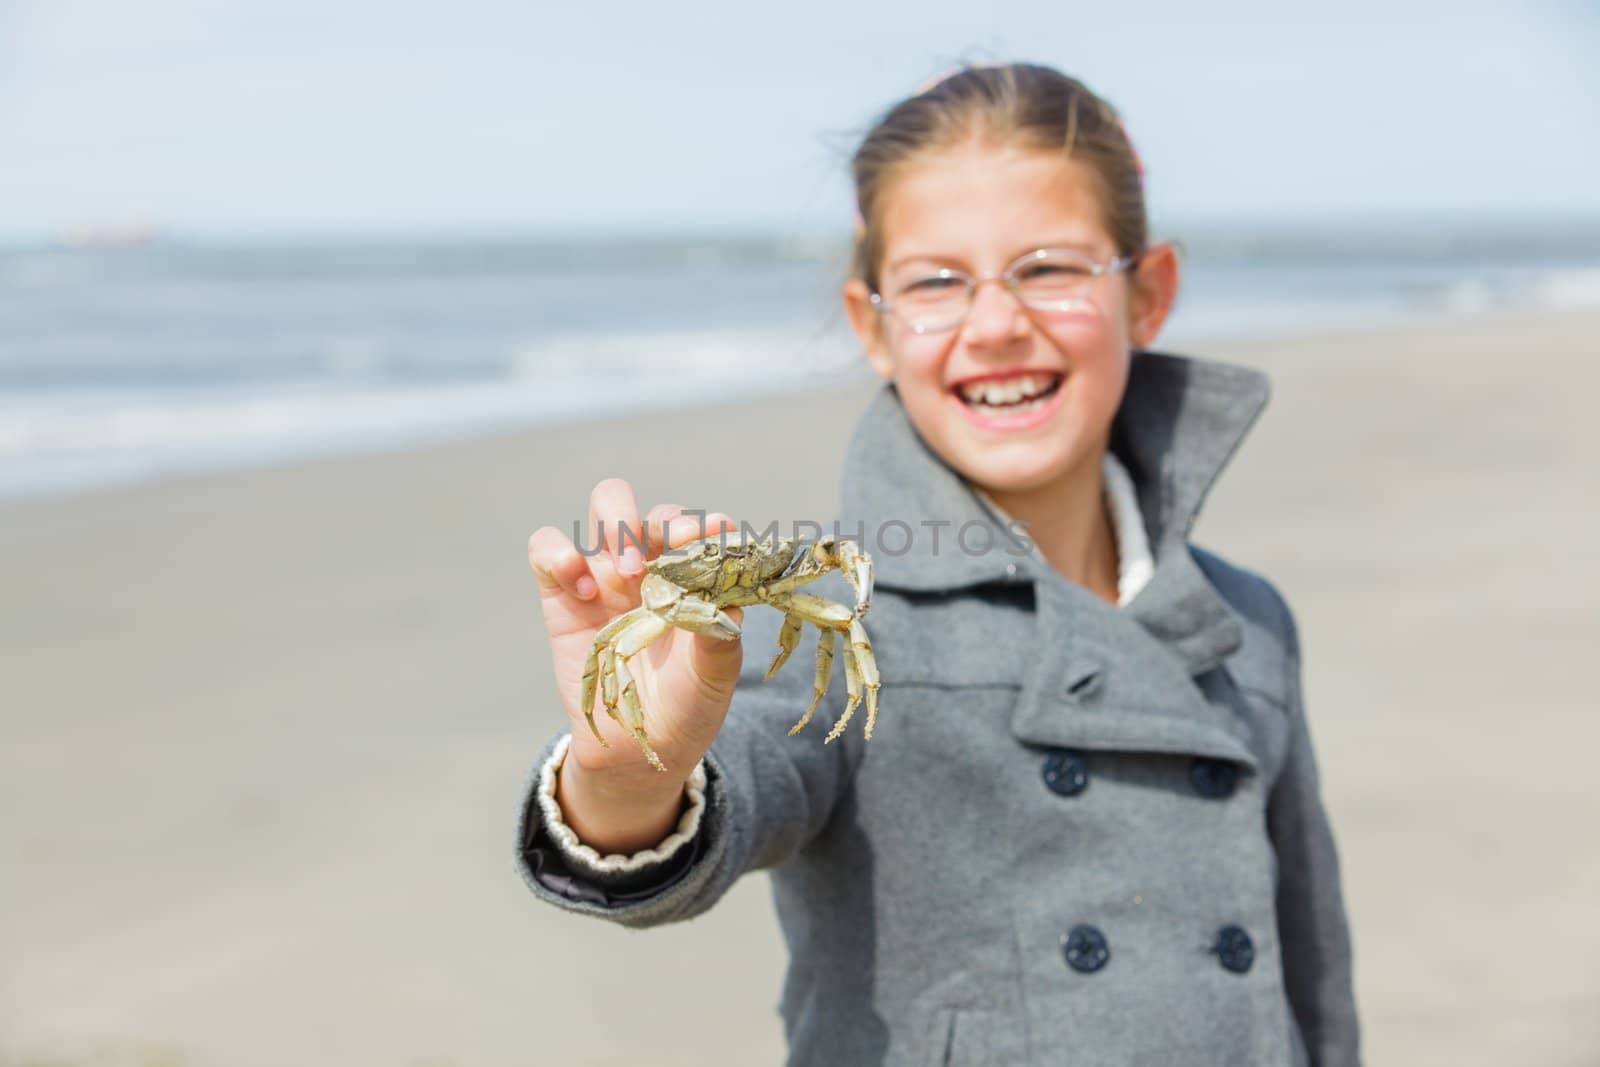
[514,599,863,926]
[1267,597,1362,1066]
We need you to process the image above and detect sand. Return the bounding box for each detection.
[3,307,1598,1066]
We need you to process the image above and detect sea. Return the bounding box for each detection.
[2,225,1597,500]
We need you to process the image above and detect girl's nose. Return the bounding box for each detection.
[963,277,1030,343]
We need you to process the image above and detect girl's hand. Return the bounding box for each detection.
[527,478,743,789]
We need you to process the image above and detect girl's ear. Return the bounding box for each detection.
[843,278,896,380]
[1126,241,1180,348]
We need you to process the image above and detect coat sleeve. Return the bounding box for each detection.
[1267,592,1362,1066]
[513,604,864,929]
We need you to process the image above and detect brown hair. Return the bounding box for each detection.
[849,62,1148,297]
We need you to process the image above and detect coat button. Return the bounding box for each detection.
[1190,757,1239,799]
[1062,925,1110,973]
[1041,748,1089,797]
[1212,925,1255,974]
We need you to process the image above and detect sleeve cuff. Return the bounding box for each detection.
[535,732,708,875]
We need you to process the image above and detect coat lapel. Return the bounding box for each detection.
[1110,347,1273,677]
[838,347,1273,763]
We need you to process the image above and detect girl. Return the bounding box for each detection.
[521,62,1359,1066]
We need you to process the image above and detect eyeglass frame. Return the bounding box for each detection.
[868,246,1144,335]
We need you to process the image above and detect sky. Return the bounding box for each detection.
[1,0,1597,240]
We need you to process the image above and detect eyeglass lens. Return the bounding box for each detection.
[889,250,1109,332]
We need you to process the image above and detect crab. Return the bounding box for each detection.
[580,531,880,772]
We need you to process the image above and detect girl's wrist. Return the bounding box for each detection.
[554,740,694,855]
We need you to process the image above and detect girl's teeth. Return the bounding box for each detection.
[960,374,1058,407]
[970,393,1052,416]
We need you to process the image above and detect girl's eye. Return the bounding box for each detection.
[905,276,962,292]
[1019,263,1091,279]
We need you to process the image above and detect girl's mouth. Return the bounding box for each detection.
[951,372,1067,430]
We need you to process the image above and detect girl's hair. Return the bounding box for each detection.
[848,62,1147,298]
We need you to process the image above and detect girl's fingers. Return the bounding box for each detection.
[528,525,599,601]
[702,512,737,540]
[655,508,739,554]
[588,477,646,578]
[643,503,687,560]
[584,480,739,582]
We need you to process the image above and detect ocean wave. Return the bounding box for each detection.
[1525,267,1600,309]
[1400,265,1600,315]
[5,250,1596,501]
[508,324,860,380]
[0,342,873,500]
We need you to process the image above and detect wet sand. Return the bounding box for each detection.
[3,307,1598,1066]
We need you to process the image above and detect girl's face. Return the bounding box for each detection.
[843,140,1178,498]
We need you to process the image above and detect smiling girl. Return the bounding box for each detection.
[520,61,1360,1066]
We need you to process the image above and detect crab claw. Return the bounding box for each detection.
[837,539,874,618]
[705,611,743,641]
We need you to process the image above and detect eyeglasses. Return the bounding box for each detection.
[870,247,1142,335]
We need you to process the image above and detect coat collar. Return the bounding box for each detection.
[838,347,1272,676]
[973,448,1154,608]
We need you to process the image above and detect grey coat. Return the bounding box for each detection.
[516,348,1361,1066]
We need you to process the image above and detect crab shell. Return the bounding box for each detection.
[647,533,803,596]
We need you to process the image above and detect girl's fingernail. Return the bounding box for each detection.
[621,546,643,574]
[575,575,598,599]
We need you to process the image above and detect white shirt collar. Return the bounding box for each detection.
[975,450,1155,608]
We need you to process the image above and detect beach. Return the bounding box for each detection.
[3,306,1598,1066]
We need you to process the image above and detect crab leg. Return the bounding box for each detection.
[820,618,879,743]
[763,591,876,742]
[756,558,828,597]
[582,608,648,746]
[611,652,667,773]
[764,613,804,680]
[763,591,854,630]
[641,574,742,639]
[831,539,875,618]
[583,577,737,743]
[786,628,836,737]
[757,537,874,618]
[667,598,742,639]
[599,645,625,732]
[612,612,670,658]
[850,617,880,739]
[826,637,864,745]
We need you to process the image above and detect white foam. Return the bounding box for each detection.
[0,326,871,501]
[508,324,862,380]
[7,276,1592,503]
[1527,267,1600,310]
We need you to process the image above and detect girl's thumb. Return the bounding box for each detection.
[689,605,745,693]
